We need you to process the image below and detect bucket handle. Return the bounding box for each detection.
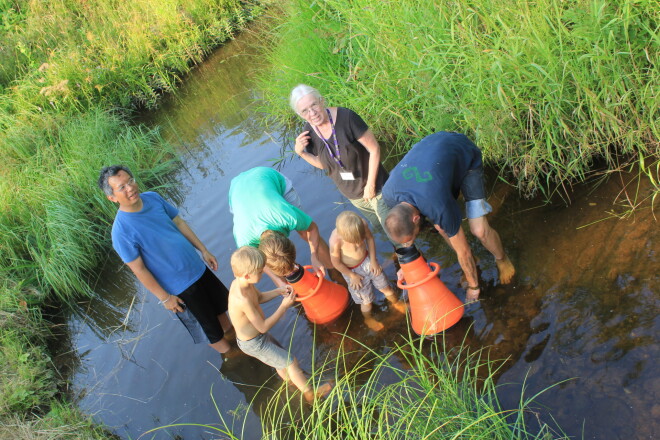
[294,265,324,302]
[397,262,441,290]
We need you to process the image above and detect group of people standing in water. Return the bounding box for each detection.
[98,84,516,401]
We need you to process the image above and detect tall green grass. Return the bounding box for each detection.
[0,109,177,299]
[0,0,264,111]
[260,335,569,440]
[0,0,270,432]
[145,333,569,439]
[257,0,659,198]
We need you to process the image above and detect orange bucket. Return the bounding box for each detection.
[396,246,464,335]
[286,265,350,325]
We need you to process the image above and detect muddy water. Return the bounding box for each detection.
[57,24,659,440]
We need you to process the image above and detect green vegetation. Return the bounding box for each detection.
[258,0,659,198]
[0,0,268,437]
[261,336,568,440]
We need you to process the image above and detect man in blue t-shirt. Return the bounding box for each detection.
[99,165,233,354]
[382,132,515,301]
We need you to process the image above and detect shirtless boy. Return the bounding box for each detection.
[329,211,405,331]
[228,246,332,402]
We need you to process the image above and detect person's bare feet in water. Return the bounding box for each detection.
[364,315,385,331]
[465,287,480,303]
[496,255,515,284]
[304,381,334,403]
[389,299,408,314]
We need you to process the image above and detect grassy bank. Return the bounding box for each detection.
[257,0,659,198]
[0,0,268,437]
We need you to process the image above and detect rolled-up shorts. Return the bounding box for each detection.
[237,333,293,370]
[462,166,493,219]
[342,255,390,305]
[176,268,229,344]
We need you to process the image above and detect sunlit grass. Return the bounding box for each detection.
[0,109,178,300]
[0,0,265,111]
[257,0,659,199]
[0,0,269,435]
[261,333,569,440]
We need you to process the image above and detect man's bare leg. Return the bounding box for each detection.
[218,313,233,333]
[209,338,231,354]
[468,216,515,284]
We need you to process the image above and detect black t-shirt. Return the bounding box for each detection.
[304,107,388,199]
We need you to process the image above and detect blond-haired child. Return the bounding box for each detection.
[228,246,332,401]
[329,211,405,331]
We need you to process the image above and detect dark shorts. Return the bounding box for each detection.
[461,166,492,219]
[177,268,229,344]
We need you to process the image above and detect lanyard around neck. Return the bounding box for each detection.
[313,109,345,169]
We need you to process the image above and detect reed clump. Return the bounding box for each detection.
[257,0,659,199]
[260,335,568,440]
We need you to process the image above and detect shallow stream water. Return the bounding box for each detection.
[56,24,659,440]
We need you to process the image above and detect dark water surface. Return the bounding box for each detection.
[58,24,659,440]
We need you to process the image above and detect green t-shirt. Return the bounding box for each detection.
[229,167,313,247]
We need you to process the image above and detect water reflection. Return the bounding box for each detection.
[57,19,659,440]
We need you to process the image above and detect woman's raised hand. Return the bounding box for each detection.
[295,131,311,156]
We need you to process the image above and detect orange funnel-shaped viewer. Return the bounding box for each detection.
[396,245,464,335]
[285,265,349,325]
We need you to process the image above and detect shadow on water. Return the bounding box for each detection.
[53,20,659,440]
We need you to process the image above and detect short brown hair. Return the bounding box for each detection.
[385,203,416,240]
[231,246,266,277]
[336,211,365,243]
[258,230,297,276]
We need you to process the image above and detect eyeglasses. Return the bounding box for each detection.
[298,102,322,117]
[114,178,136,193]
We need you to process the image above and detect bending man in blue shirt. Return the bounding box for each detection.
[99,165,233,354]
[382,132,515,302]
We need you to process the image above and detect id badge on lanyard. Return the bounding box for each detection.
[340,171,355,180]
[315,109,356,180]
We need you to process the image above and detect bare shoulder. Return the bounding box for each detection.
[229,281,250,304]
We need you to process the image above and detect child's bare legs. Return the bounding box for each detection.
[381,286,406,314]
[277,360,333,402]
[361,302,384,331]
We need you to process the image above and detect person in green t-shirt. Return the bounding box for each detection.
[228,166,334,285]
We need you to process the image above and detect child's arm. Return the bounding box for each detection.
[329,230,363,289]
[258,285,293,303]
[364,219,382,275]
[243,290,296,334]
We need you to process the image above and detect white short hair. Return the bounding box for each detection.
[290,84,322,112]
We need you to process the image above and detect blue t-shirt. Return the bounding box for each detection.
[382,132,483,237]
[111,192,206,295]
[228,167,313,247]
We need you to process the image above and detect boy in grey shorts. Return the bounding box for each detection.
[227,246,332,402]
[329,211,406,331]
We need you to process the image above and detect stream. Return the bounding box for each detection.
[54,23,659,440]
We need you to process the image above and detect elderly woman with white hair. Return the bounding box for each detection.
[290,84,391,237]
